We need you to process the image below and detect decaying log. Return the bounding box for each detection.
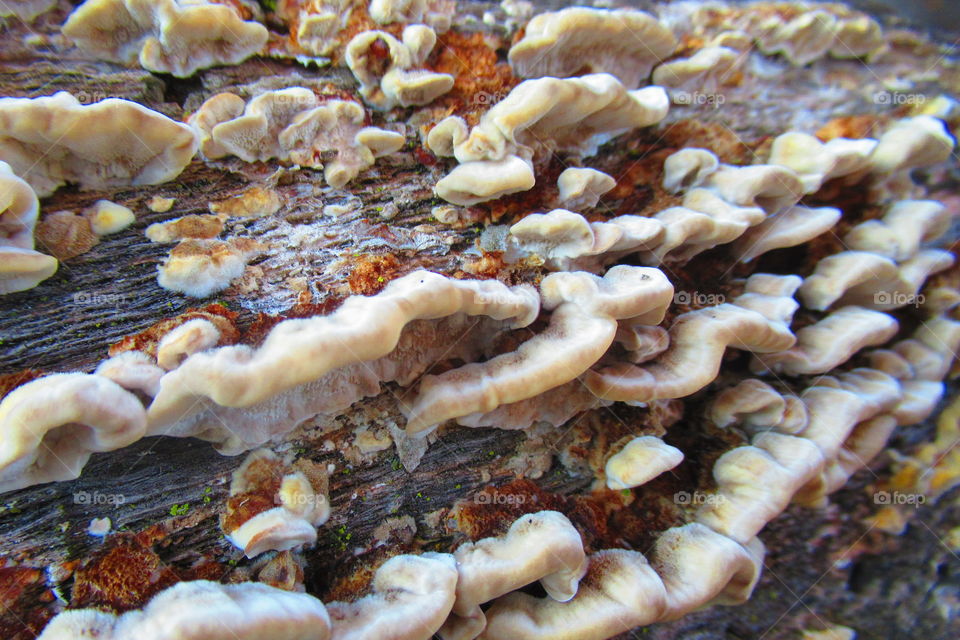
[1,2,959,639]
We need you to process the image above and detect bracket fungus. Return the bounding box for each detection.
[326,552,458,640]
[822,414,899,494]
[282,102,406,188]
[402,265,674,434]
[604,436,684,490]
[452,74,669,164]
[498,210,666,272]
[868,116,955,174]
[661,148,720,194]
[434,74,669,205]
[439,510,587,639]
[767,132,878,193]
[614,322,671,364]
[0,162,40,252]
[369,0,455,31]
[798,250,954,311]
[62,0,269,77]
[94,350,165,398]
[156,318,223,370]
[36,210,100,261]
[146,214,226,243]
[676,2,885,69]
[696,432,825,543]
[754,10,839,66]
[433,156,536,206]
[789,375,903,507]
[652,46,742,94]
[425,115,469,158]
[145,270,539,449]
[37,580,333,639]
[0,246,60,295]
[224,449,330,558]
[556,168,616,210]
[0,92,198,197]
[753,306,899,376]
[843,199,952,262]
[0,373,147,492]
[703,164,805,214]
[345,25,454,109]
[479,523,763,639]
[0,161,57,294]
[507,7,678,89]
[709,29,753,51]
[586,274,800,403]
[510,214,629,265]
[157,238,263,298]
[479,549,666,640]
[733,205,841,264]
[637,197,762,265]
[830,12,884,58]
[650,523,764,619]
[190,90,405,188]
[709,379,808,435]
[82,200,136,236]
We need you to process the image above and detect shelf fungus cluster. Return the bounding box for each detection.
[39,510,768,640]
[2,1,960,639]
[346,25,454,109]
[189,88,405,188]
[652,1,887,72]
[507,7,678,89]
[0,92,197,198]
[428,73,670,205]
[62,0,269,77]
